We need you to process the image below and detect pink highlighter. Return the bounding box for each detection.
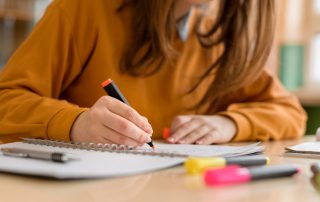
[204,165,300,186]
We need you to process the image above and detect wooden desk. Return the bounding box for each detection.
[1,137,320,202]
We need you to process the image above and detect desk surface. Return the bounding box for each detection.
[1,137,320,202]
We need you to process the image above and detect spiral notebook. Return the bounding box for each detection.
[0,138,263,179]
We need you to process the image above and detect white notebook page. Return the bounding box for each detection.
[0,141,263,179]
[139,142,263,157]
[286,142,320,153]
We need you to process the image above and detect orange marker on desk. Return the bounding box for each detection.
[162,128,171,140]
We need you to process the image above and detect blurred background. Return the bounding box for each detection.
[0,0,319,134]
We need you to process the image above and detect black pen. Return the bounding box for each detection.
[101,79,155,150]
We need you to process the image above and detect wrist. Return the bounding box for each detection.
[70,110,88,142]
[217,112,252,142]
[213,115,237,141]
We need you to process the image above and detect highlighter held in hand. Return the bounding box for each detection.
[101,79,155,149]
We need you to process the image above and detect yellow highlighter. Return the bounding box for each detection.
[184,156,270,175]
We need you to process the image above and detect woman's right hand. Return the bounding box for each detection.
[70,96,153,146]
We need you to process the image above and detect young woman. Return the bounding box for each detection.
[0,0,306,145]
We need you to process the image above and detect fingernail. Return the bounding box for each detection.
[168,137,175,143]
[196,141,202,145]
[148,125,153,134]
[144,124,153,134]
[146,136,152,142]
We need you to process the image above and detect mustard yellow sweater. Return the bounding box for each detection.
[0,0,307,143]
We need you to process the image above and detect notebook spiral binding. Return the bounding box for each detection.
[22,138,187,158]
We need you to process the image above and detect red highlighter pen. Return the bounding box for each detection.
[101,79,155,150]
[204,164,300,186]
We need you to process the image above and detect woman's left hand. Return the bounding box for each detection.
[167,115,237,145]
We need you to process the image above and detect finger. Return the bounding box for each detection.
[73,133,115,145]
[98,136,115,144]
[178,124,211,144]
[101,109,152,144]
[93,123,141,146]
[168,118,203,143]
[196,130,223,145]
[142,116,148,122]
[100,96,153,134]
[73,131,115,144]
[170,116,193,133]
[103,128,141,146]
[91,132,116,144]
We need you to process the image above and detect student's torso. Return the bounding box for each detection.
[59,0,218,137]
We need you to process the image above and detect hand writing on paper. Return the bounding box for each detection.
[71,96,153,146]
[167,115,236,145]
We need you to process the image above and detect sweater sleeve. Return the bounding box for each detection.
[218,70,307,142]
[0,2,88,142]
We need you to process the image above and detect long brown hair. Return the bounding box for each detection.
[119,0,275,113]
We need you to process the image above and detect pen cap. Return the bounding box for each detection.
[226,156,270,167]
[249,165,300,180]
[101,79,130,105]
[184,157,226,175]
[204,165,251,186]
